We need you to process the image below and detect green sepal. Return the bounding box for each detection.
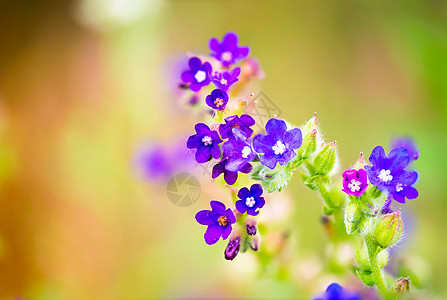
[313,143,337,175]
[356,269,376,286]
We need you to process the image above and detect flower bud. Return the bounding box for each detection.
[373,211,403,248]
[250,235,261,251]
[394,277,410,292]
[245,218,257,236]
[224,235,241,261]
[301,129,318,158]
[314,142,337,175]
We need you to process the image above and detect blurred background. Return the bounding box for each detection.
[0,0,446,299]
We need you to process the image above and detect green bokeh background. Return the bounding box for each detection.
[0,0,446,299]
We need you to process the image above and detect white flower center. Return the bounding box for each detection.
[220,78,228,85]
[272,141,286,155]
[194,70,206,83]
[245,197,256,208]
[396,183,404,192]
[202,135,213,146]
[222,51,233,62]
[241,146,251,159]
[348,179,362,193]
[378,169,393,183]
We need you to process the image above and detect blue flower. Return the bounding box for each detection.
[253,118,302,169]
[391,137,419,163]
[364,146,418,204]
[181,57,212,92]
[209,32,250,67]
[221,131,256,172]
[205,89,229,111]
[212,158,252,185]
[195,201,236,245]
[219,114,255,140]
[235,184,265,216]
[187,123,222,163]
[313,283,360,300]
[212,67,241,91]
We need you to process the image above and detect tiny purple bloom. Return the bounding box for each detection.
[219,114,255,140]
[195,201,236,245]
[245,218,257,236]
[181,57,212,92]
[224,235,241,261]
[235,184,265,216]
[205,89,229,111]
[342,169,368,197]
[391,137,419,162]
[253,118,303,169]
[209,32,250,67]
[212,158,252,185]
[212,67,241,91]
[364,146,418,204]
[313,283,360,300]
[187,123,222,163]
[221,132,256,172]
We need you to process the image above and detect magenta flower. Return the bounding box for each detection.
[195,201,236,245]
[342,169,368,197]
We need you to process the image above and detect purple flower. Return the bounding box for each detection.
[219,114,255,140]
[364,146,418,204]
[212,67,241,91]
[253,118,303,169]
[221,133,256,172]
[212,158,252,185]
[187,123,222,163]
[181,57,212,92]
[209,32,250,67]
[235,184,266,216]
[133,144,172,180]
[195,201,236,245]
[313,283,360,300]
[205,89,229,111]
[342,169,368,197]
[224,234,241,260]
[391,137,419,162]
[246,218,257,236]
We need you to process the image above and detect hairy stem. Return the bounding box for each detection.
[365,235,387,292]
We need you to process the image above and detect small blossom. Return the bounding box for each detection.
[253,118,302,169]
[219,114,256,140]
[245,218,257,236]
[187,123,222,163]
[195,201,236,245]
[313,283,360,300]
[221,132,256,172]
[205,89,229,111]
[224,234,241,260]
[235,184,265,216]
[212,158,252,185]
[364,146,418,204]
[212,67,240,91]
[342,169,368,197]
[209,32,250,67]
[391,137,419,163]
[181,57,212,92]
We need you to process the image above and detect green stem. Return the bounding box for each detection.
[365,235,387,292]
[318,184,336,209]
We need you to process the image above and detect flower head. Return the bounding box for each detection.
[219,114,255,140]
[181,57,212,92]
[313,283,360,300]
[205,89,229,111]
[391,137,419,163]
[235,184,265,216]
[342,169,368,197]
[221,131,256,172]
[364,146,418,204]
[209,32,250,67]
[253,118,302,169]
[212,67,240,91]
[195,201,236,245]
[187,123,222,163]
[212,158,252,185]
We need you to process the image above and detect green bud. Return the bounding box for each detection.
[313,142,337,175]
[373,211,403,248]
[394,277,410,292]
[356,245,389,270]
[301,129,317,158]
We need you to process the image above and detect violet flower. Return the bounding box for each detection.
[391,137,419,163]
[235,184,266,216]
[187,123,222,163]
[181,57,212,92]
[205,89,229,111]
[212,67,241,91]
[253,118,302,169]
[212,158,252,185]
[219,114,255,140]
[195,201,236,245]
[313,283,360,300]
[221,131,256,172]
[209,32,250,67]
[364,146,418,204]
[342,169,368,197]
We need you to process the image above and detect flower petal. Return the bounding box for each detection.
[195,210,213,225]
[369,145,386,168]
[204,225,223,245]
[235,200,247,214]
[189,57,201,70]
[250,184,263,197]
[284,128,302,150]
[387,147,410,172]
[210,200,226,212]
[265,118,287,136]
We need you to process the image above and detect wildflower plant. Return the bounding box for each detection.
[178,32,420,298]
